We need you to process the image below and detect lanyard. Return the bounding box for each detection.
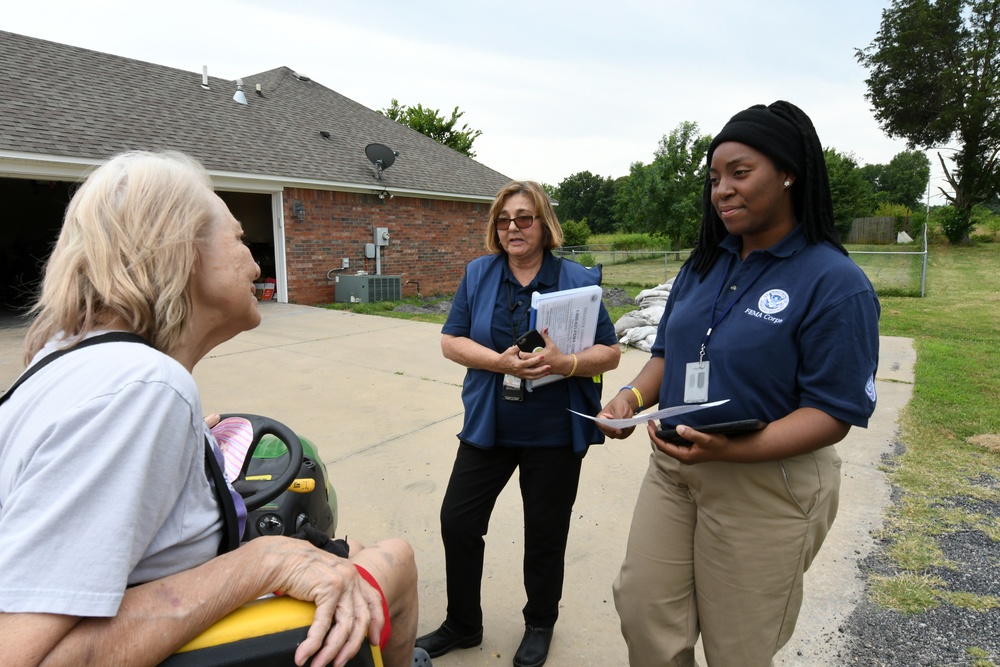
[502,257,560,345]
[699,254,775,365]
[505,279,531,344]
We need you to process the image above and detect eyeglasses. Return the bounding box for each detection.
[494,215,538,229]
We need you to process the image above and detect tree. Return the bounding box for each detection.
[553,171,619,234]
[379,99,483,157]
[861,150,931,211]
[856,0,1000,243]
[883,151,932,211]
[614,121,711,247]
[824,149,874,239]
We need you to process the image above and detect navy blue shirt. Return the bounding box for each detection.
[444,252,618,447]
[651,226,880,429]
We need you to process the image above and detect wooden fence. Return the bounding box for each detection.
[848,216,912,245]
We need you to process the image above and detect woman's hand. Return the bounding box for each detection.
[255,537,383,667]
[647,422,733,463]
[501,328,565,380]
[597,357,663,440]
[595,392,638,439]
[648,408,850,464]
[442,333,552,379]
[500,343,552,381]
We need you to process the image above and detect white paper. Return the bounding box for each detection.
[568,399,730,429]
[528,284,603,388]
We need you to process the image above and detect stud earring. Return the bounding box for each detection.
[783,180,791,188]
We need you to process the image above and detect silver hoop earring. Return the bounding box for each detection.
[783,180,791,188]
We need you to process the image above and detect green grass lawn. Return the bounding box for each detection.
[873,242,1000,614]
[325,242,1000,615]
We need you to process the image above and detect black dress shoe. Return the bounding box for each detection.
[513,624,553,667]
[415,622,483,658]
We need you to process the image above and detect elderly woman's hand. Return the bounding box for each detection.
[252,537,384,667]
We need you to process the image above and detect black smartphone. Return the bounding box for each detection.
[655,419,767,446]
[515,329,545,353]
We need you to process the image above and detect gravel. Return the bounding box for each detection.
[843,470,1000,666]
[393,299,453,315]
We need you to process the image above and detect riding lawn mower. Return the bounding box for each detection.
[158,414,380,667]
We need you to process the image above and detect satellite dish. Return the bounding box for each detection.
[365,143,399,181]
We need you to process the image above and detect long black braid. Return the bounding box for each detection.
[687,100,847,279]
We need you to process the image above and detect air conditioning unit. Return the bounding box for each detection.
[334,275,402,303]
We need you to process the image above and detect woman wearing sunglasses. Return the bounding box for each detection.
[417,181,621,667]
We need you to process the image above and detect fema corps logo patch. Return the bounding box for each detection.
[758,289,790,314]
[865,374,877,402]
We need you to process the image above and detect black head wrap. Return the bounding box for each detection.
[707,103,804,175]
[687,100,845,277]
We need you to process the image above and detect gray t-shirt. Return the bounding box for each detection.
[0,336,223,617]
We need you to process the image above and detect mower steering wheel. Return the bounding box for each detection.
[218,413,304,512]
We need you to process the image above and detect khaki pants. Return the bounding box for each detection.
[613,445,841,667]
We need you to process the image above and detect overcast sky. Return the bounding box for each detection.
[5,0,951,203]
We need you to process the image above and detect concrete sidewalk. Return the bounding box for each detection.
[0,302,915,666]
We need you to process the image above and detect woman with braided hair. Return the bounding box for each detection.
[597,101,881,666]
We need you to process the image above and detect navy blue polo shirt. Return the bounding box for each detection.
[651,225,880,429]
[444,252,618,447]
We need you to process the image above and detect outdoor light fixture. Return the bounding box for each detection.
[292,201,306,221]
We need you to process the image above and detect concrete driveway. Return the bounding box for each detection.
[0,302,915,666]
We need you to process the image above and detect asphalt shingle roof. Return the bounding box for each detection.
[0,30,511,199]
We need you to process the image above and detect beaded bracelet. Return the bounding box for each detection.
[621,385,644,412]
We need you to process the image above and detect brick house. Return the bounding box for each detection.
[0,30,512,308]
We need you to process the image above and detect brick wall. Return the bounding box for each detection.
[283,188,489,305]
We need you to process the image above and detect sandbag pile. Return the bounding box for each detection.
[613,279,674,352]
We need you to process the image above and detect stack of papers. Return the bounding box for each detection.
[528,284,602,388]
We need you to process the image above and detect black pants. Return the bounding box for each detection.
[440,441,583,633]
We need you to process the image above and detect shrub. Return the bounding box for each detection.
[938,206,975,244]
[874,202,912,218]
[560,218,591,247]
[873,202,913,237]
[908,211,928,241]
[971,205,1000,241]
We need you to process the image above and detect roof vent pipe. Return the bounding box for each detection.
[233,78,248,105]
[201,66,210,90]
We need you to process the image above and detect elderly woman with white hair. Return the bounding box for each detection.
[0,151,424,667]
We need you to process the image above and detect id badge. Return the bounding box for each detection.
[502,373,524,402]
[684,361,710,403]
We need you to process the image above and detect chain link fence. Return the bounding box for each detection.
[556,240,928,297]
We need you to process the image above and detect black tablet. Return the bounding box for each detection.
[655,419,766,446]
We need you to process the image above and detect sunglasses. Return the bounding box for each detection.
[494,215,538,229]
